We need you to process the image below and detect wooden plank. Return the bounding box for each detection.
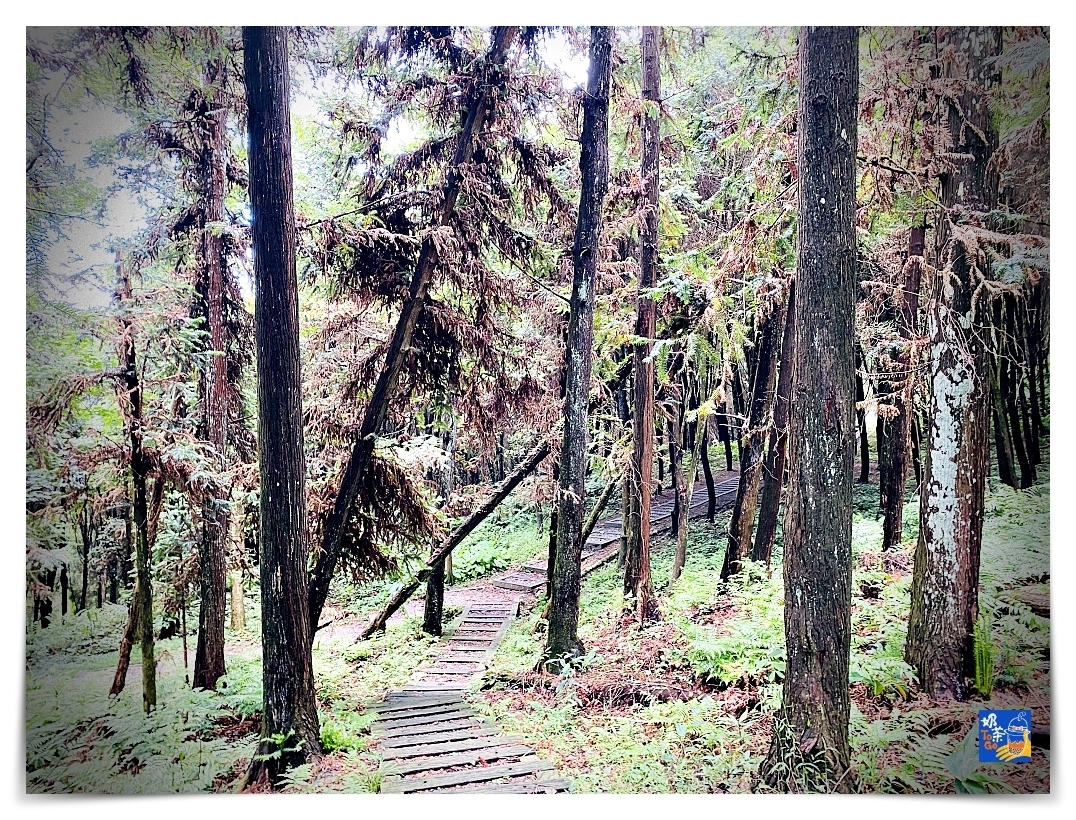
[381,759,555,793]
[375,717,482,739]
[381,744,534,776]
[372,708,476,731]
[370,700,470,720]
[379,725,500,749]
[448,778,571,794]
[401,682,470,691]
[370,694,465,713]
[381,734,528,760]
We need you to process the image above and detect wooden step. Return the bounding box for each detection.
[380,758,555,793]
[381,744,534,776]
[375,717,483,739]
[380,734,528,760]
[379,725,500,749]
[372,708,476,731]
[448,778,571,793]
[369,694,465,714]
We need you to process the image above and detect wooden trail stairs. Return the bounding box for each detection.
[368,602,570,793]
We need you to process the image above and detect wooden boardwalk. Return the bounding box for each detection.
[369,602,570,794]
[492,474,741,594]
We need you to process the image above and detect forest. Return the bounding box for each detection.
[25,25,1050,795]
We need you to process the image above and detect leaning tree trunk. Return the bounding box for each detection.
[905,25,1000,702]
[241,26,321,786]
[759,25,858,793]
[722,294,785,580]
[623,26,662,624]
[545,25,611,665]
[112,250,157,714]
[307,27,519,634]
[193,59,230,692]
[361,441,550,639]
[751,281,796,566]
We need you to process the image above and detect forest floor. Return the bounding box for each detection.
[25,452,1050,794]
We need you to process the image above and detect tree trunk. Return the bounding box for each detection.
[230,571,246,631]
[759,26,858,793]
[700,426,716,522]
[545,25,611,665]
[360,441,550,638]
[881,225,924,550]
[60,563,69,618]
[109,583,140,697]
[307,27,519,633]
[990,359,1017,488]
[717,408,734,471]
[193,58,231,692]
[113,250,157,714]
[751,281,796,566]
[722,295,786,580]
[424,406,458,635]
[242,26,321,786]
[855,352,871,483]
[667,408,689,582]
[906,25,1000,702]
[623,26,661,624]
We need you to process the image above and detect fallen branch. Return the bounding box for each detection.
[357,439,551,639]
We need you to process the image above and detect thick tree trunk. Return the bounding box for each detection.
[230,571,246,631]
[906,25,1000,702]
[751,281,796,566]
[759,26,858,793]
[360,441,550,638]
[112,250,157,714]
[546,25,611,665]
[193,60,231,692]
[722,296,785,580]
[242,26,321,786]
[623,26,661,624]
[307,28,519,633]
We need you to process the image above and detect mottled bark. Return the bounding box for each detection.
[760,26,858,793]
[906,25,1000,702]
[112,250,157,713]
[546,25,611,664]
[623,26,661,624]
[242,26,321,786]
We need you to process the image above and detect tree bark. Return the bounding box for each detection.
[112,250,157,714]
[855,350,871,483]
[905,25,1000,702]
[751,281,796,566]
[242,26,321,786]
[193,58,231,692]
[545,25,612,665]
[307,27,519,633]
[60,562,69,617]
[623,26,661,624]
[424,406,458,636]
[759,26,858,793]
[667,407,689,582]
[700,426,716,522]
[723,295,785,580]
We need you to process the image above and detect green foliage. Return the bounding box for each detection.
[973,613,996,697]
[450,509,546,584]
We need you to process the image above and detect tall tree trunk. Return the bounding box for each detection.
[722,295,785,580]
[881,225,924,550]
[60,562,69,618]
[751,281,796,566]
[242,26,321,786]
[307,27,519,632]
[906,25,1000,702]
[193,59,231,692]
[759,26,858,793]
[990,358,1017,487]
[229,488,246,631]
[113,250,157,714]
[545,25,611,665]
[623,26,661,624]
[717,406,734,471]
[1003,297,1035,486]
